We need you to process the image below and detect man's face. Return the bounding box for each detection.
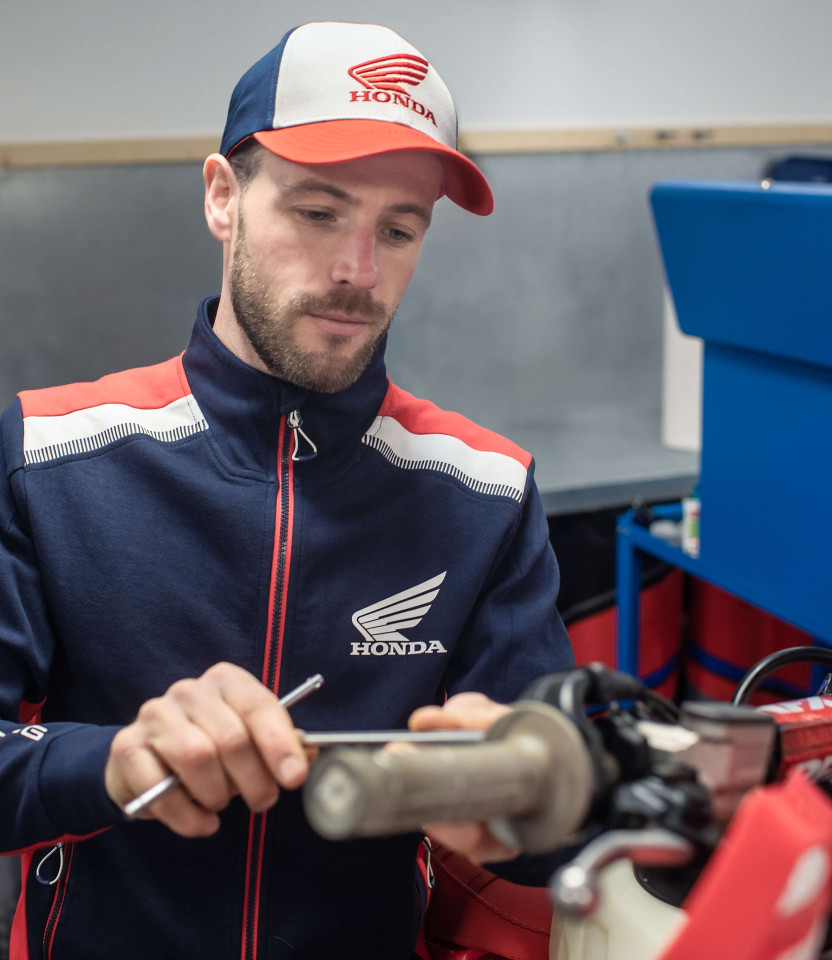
[226,149,442,392]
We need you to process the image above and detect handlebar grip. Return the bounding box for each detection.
[303,701,594,854]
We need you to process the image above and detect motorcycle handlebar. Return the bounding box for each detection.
[302,701,596,855]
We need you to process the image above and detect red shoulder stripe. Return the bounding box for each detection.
[19,355,188,418]
[378,382,532,468]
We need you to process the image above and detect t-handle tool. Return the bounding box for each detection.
[123,673,324,820]
[300,730,486,747]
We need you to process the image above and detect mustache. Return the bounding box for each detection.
[287,289,391,324]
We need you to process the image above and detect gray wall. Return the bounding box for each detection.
[4,143,829,510]
[5,0,832,140]
[0,164,214,396]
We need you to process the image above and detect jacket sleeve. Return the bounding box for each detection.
[440,461,580,885]
[443,459,574,704]
[0,400,122,853]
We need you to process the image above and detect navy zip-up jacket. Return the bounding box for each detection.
[0,298,573,959]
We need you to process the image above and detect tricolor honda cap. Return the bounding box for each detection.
[220,22,494,216]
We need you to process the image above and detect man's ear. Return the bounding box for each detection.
[203,154,237,243]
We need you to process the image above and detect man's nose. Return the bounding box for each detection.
[330,229,379,289]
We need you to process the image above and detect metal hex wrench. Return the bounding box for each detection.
[301,730,486,747]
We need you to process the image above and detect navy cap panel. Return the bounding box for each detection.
[220,28,297,156]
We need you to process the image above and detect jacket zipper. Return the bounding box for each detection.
[242,414,296,960]
[37,841,74,960]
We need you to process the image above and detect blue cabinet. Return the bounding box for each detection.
[617,181,832,679]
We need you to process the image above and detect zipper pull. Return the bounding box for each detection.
[35,842,65,886]
[422,836,436,890]
[287,410,318,462]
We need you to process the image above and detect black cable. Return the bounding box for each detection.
[732,646,832,705]
[640,688,682,723]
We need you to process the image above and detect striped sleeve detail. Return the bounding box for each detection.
[23,397,207,465]
[363,386,530,502]
[20,356,208,466]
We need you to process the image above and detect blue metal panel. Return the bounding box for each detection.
[615,509,642,675]
[651,180,832,371]
[616,503,684,677]
[699,341,832,638]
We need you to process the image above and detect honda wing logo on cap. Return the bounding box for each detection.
[347,54,437,127]
[348,54,429,93]
[350,572,448,656]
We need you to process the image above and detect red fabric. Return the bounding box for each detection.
[568,571,683,699]
[660,771,832,960]
[9,851,32,960]
[413,841,434,960]
[429,950,490,960]
[688,580,812,703]
[567,573,814,704]
[17,700,44,725]
[421,843,552,960]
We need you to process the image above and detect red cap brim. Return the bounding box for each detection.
[253,120,493,216]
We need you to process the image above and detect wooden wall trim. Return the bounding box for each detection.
[460,123,832,154]
[0,138,219,168]
[2,125,832,168]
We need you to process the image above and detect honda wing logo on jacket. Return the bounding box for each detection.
[350,572,448,656]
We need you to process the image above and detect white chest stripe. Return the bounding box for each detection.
[23,395,208,465]
[362,416,527,502]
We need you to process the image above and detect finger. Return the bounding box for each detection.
[383,741,417,756]
[140,782,222,838]
[106,730,221,838]
[408,704,462,730]
[210,664,309,789]
[164,675,281,812]
[138,689,235,814]
[425,822,519,864]
[409,693,511,732]
[106,727,167,812]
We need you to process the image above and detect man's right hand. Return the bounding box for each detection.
[105,662,309,837]
[407,692,520,863]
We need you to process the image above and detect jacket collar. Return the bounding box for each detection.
[182,297,390,478]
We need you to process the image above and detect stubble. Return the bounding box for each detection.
[229,215,394,393]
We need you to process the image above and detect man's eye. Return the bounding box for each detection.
[387,227,414,243]
[300,209,332,223]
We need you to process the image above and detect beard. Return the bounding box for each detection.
[229,216,394,393]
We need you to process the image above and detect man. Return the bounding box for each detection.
[0,22,573,959]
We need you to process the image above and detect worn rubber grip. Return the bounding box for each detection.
[303,702,594,854]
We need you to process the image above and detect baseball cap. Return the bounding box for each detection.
[220,22,494,216]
